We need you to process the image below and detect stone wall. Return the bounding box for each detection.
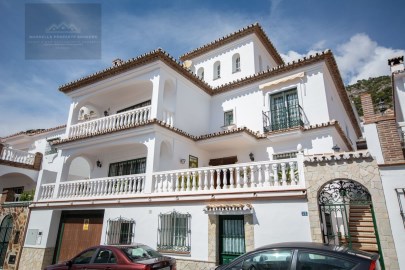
[0,204,30,270]
[19,247,54,270]
[304,154,399,269]
[176,259,216,270]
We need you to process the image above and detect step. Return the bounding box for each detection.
[350,232,376,238]
[349,226,375,233]
[351,237,377,244]
[350,216,373,222]
[349,221,374,227]
[350,212,372,217]
[351,243,379,252]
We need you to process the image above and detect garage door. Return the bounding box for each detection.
[54,210,104,263]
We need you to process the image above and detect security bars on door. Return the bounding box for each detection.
[106,217,135,245]
[157,211,191,253]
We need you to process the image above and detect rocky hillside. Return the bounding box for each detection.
[346,76,392,116]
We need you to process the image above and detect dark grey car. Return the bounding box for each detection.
[216,242,380,270]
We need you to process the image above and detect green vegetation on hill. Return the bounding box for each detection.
[346,76,392,117]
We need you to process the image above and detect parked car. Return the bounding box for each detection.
[216,242,380,270]
[44,244,176,270]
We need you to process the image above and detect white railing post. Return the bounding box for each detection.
[296,151,305,187]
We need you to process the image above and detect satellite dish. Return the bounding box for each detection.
[183,60,192,69]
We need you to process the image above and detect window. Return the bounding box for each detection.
[157,211,191,253]
[108,157,146,177]
[117,100,151,114]
[106,217,135,245]
[297,251,355,270]
[233,53,241,73]
[214,61,221,79]
[241,249,293,270]
[94,249,116,264]
[224,110,234,126]
[268,88,301,131]
[197,67,204,80]
[72,249,97,264]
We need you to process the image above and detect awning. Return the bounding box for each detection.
[203,203,254,215]
[259,72,305,90]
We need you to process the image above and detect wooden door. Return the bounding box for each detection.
[55,211,104,263]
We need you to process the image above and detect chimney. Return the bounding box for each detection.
[112,58,124,67]
[360,93,376,123]
[388,56,404,73]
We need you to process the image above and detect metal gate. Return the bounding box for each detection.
[318,180,384,269]
[219,215,245,265]
[0,215,13,267]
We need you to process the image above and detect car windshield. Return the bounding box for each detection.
[121,245,162,261]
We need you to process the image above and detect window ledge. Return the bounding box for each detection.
[232,69,241,74]
[221,124,236,131]
[213,76,221,80]
[157,250,191,256]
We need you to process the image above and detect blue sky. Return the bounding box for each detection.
[0,0,404,137]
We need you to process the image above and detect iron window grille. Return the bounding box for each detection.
[273,151,298,160]
[157,211,191,253]
[105,217,135,245]
[108,157,146,177]
[395,188,405,228]
[45,138,59,155]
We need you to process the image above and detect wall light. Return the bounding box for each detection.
[96,160,102,168]
[249,152,254,161]
[180,159,186,164]
[332,144,341,152]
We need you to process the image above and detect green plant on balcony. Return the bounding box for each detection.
[277,168,298,182]
[19,190,35,201]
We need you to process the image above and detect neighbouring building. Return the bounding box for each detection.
[0,23,402,269]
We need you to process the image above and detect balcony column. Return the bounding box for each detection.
[150,73,165,120]
[52,153,70,199]
[296,146,305,187]
[143,138,159,194]
[66,101,78,137]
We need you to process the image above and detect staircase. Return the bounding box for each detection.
[348,204,378,252]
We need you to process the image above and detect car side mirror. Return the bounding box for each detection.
[65,260,72,267]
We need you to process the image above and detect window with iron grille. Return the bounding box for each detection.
[395,188,405,228]
[157,211,191,253]
[106,217,135,245]
[108,157,146,177]
[45,138,59,155]
[224,110,234,126]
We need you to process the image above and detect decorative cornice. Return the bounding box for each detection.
[203,203,254,215]
[304,150,371,163]
[52,119,266,146]
[179,23,284,66]
[59,49,212,94]
[1,125,66,141]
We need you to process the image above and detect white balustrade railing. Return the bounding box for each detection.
[163,110,174,126]
[152,159,303,193]
[55,174,145,199]
[0,147,35,165]
[39,183,55,200]
[68,106,151,138]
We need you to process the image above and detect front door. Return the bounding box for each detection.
[219,215,245,265]
[0,215,13,267]
[54,210,104,263]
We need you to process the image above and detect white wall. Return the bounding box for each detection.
[394,74,405,123]
[24,209,61,248]
[363,124,384,163]
[380,166,405,270]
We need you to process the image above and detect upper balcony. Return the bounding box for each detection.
[37,157,306,204]
[0,144,42,171]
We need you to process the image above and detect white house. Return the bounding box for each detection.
[0,23,401,270]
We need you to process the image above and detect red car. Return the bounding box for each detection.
[44,244,176,270]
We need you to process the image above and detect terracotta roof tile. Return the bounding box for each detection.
[179,23,284,65]
[1,125,66,141]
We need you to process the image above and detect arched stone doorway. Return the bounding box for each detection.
[0,215,13,267]
[318,179,384,267]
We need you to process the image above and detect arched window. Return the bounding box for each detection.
[214,61,221,79]
[0,215,13,266]
[197,67,204,80]
[232,53,241,73]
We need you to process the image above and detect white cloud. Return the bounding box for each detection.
[280,33,405,85]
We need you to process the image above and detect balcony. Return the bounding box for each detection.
[68,106,151,139]
[37,158,305,202]
[262,105,305,133]
[0,144,42,170]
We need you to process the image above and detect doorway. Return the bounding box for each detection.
[219,215,245,265]
[54,210,104,263]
